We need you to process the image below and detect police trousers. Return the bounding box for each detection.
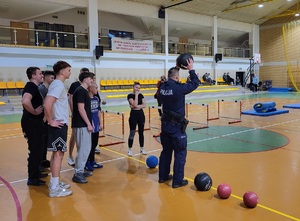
[159,121,187,185]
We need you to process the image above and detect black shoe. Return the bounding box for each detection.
[38,173,48,178]
[27,178,46,186]
[172,179,188,188]
[158,174,173,183]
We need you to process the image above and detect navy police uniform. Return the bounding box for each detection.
[158,69,199,186]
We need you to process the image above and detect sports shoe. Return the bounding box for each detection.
[140,148,147,155]
[48,181,71,190]
[72,173,87,184]
[49,185,72,198]
[95,147,101,154]
[91,161,103,169]
[83,170,93,177]
[67,156,75,166]
[85,161,94,171]
[128,148,133,157]
[59,181,71,189]
[27,178,46,186]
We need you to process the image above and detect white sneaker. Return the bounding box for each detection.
[49,185,72,198]
[48,181,70,190]
[128,149,133,157]
[140,148,147,155]
[59,181,70,189]
[95,147,101,154]
[67,156,75,166]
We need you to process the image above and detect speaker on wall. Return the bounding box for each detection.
[215,53,222,63]
[95,46,103,59]
[158,8,165,19]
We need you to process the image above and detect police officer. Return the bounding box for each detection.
[158,58,199,188]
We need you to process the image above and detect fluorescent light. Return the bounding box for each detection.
[258,4,264,7]
[295,13,300,16]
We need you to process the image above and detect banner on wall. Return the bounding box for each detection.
[111,37,153,53]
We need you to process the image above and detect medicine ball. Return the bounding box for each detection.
[176,53,194,70]
[194,172,212,191]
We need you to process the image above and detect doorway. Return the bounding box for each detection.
[236,71,245,86]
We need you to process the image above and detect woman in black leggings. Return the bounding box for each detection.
[127,82,147,157]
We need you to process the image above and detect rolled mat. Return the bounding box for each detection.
[253,102,276,113]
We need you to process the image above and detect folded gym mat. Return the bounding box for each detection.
[242,109,289,116]
[283,103,300,109]
[253,102,276,113]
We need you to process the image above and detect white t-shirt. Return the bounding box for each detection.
[47,79,69,125]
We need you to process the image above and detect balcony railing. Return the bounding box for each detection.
[0,25,251,58]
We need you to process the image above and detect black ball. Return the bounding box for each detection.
[194,172,212,191]
[176,53,194,70]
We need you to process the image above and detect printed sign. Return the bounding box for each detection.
[111,37,153,53]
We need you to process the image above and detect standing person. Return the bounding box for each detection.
[252,74,259,92]
[85,82,103,171]
[158,58,199,188]
[21,67,46,186]
[38,70,56,171]
[67,67,89,166]
[154,75,166,117]
[71,72,94,184]
[127,82,147,157]
[44,61,72,197]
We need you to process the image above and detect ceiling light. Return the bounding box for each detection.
[295,13,300,16]
[258,4,264,7]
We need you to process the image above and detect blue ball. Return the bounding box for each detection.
[146,155,158,168]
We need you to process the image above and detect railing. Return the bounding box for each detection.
[0,25,88,49]
[0,25,251,58]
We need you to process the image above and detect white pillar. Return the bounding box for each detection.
[87,0,99,52]
[164,10,169,76]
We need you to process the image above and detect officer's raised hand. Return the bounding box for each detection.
[182,58,194,71]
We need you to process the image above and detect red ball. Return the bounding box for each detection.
[243,191,258,208]
[217,183,231,199]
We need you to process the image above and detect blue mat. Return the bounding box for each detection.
[242,109,289,116]
[268,87,293,92]
[283,103,300,109]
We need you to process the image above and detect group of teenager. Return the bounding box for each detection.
[21,61,103,198]
[22,55,201,198]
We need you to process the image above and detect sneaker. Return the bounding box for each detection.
[85,161,94,171]
[128,148,133,157]
[49,185,72,198]
[59,181,71,189]
[67,156,75,166]
[72,173,87,184]
[91,161,103,169]
[48,181,71,190]
[140,148,147,155]
[83,170,93,177]
[95,147,101,154]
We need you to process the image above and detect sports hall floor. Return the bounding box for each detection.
[1,90,300,221]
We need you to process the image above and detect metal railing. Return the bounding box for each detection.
[0,25,251,58]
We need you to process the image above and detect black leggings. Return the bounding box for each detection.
[128,110,145,148]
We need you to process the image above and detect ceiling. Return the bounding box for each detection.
[0,0,298,45]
